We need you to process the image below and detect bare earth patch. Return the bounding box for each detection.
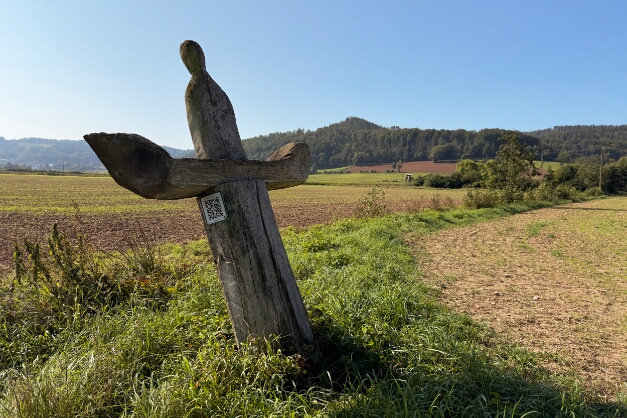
[410,198,627,399]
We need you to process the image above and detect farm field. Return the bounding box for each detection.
[1,171,626,414]
[412,196,627,398]
[307,172,424,185]
[347,160,458,174]
[0,173,466,276]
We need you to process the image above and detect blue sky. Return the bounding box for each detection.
[1,1,626,150]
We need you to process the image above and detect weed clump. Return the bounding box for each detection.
[1,224,177,371]
[356,186,389,217]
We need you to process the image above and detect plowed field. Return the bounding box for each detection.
[0,174,465,276]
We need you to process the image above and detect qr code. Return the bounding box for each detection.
[200,192,227,225]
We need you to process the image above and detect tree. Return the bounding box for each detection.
[429,143,459,162]
[396,160,403,172]
[483,131,538,202]
[456,159,479,174]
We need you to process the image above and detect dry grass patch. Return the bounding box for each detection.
[409,197,627,400]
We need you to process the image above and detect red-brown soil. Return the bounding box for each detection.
[348,161,457,174]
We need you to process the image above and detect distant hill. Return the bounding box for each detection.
[4,119,627,171]
[242,117,540,167]
[0,137,194,171]
[528,125,627,163]
[243,117,627,167]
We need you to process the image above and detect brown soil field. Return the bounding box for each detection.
[0,174,465,276]
[348,161,458,174]
[409,197,627,400]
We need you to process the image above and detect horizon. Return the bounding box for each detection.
[3,117,626,147]
[2,2,626,149]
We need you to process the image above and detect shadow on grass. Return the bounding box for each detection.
[304,315,626,417]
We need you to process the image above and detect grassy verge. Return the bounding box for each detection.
[0,201,623,416]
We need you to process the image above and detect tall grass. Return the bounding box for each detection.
[0,205,624,416]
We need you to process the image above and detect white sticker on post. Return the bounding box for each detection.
[200,192,227,225]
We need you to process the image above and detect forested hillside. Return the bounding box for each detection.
[0,137,193,171]
[529,125,627,163]
[3,120,627,171]
[242,117,539,167]
[243,117,627,167]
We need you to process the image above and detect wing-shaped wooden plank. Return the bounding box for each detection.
[84,132,310,199]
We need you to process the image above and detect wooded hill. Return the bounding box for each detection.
[528,125,627,163]
[243,117,536,167]
[243,117,627,167]
[0,137,194,171]
[3,119,627,170]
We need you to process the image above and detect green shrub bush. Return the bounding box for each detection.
[463,189,500,208]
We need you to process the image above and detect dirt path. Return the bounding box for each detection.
[410,198,627,399]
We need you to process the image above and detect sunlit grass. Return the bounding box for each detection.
[307,171,432,185]
[534,160,562,170]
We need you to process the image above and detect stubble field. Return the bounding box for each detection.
[411,197,627,398]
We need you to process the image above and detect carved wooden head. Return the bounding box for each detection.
[180,40,206,76]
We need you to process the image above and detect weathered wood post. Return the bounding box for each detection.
[85,40,314,353]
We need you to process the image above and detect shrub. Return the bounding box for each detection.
[523,182,556,202]
[414,172,474,189]
[583,186,603,197]
[463,189,500,209]
[423,174,449,188]
[412,175,425,186]
[460,169,482,186]
[554,184,580,200]
[356,187,389,217]
[429,194,455,211]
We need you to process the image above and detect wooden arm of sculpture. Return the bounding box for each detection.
[84,132,310,199]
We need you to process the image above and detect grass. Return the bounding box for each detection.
[526,221,549,237]
[534,161,562,170]
[307,172,431,185]
[1,201,624,416]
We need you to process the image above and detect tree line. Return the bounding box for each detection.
[243,117,627,167]
[414,132,627,207]
[242,117,538,166]
[529,125,627,163]
[4,120,627,171]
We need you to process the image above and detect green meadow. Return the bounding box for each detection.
[307,172,428,186]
